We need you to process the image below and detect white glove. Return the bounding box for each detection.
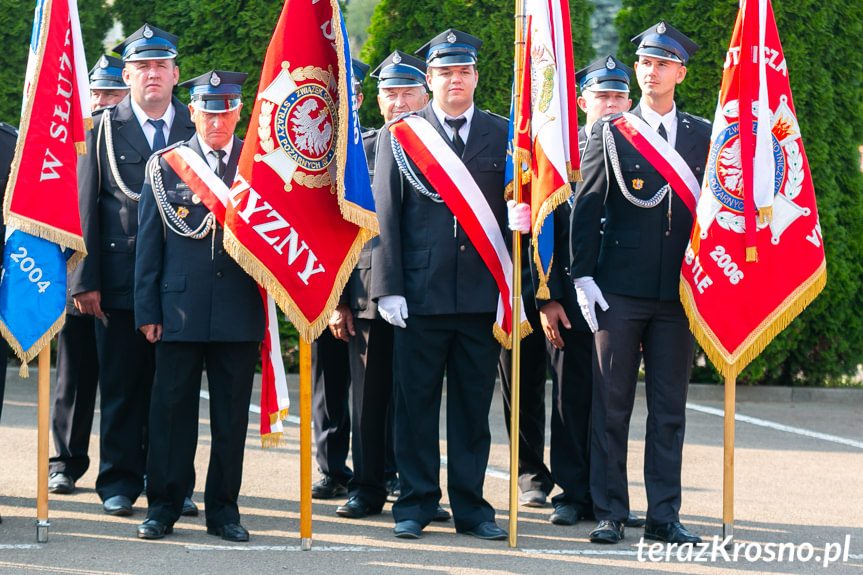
[506,200,531,233]
[573,276,609,333]
[378,295,409,328]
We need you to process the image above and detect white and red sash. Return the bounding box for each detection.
[389,115,528,346]
[161,146,290,446]
[612,112,701,218]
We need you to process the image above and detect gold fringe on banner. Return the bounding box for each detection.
[531,184,571,301]
[269,407,289,426]
[746,246,758,262]
[75,141,86,155]
[679,261,826,380]
[0,311,66,379]
[2,213,87,264]
[223,227,365,343]
[83,116,93,132]
[568,168,582,183]
[758,205,773,224]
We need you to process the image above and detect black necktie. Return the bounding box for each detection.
[657,122,668,142]
[148,118,167,151]
[445,117,466,156]
[211,149,227,177]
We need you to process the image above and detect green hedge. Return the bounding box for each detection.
[616,0,863,386]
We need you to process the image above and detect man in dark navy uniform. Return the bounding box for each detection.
[134,70,264,542]
[309,59,370,500]
[69,24,196,517]
[329,50,437,520]
[371,29,509,541]
[48,54,131,497]
[570,22,710,545]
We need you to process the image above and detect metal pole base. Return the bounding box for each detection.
[301,537,312,551]
[36,519,50,543]
[722,523,733,544]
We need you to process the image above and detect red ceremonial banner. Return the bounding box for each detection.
[680,0,826,378]
[4,0,90,259]
[223,0,366,341]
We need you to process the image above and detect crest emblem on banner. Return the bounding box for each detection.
[698,97,807,244]
[257,64,337,191]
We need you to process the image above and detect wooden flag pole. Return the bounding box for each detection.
[299,337,312,550]
[508,0,526,549]
[723,374,735,543]
[36,346,50,542]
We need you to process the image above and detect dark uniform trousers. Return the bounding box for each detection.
[135,134,264,526]
[49,312,99,480]
[590,294,694,524]
[372,105,509,530]
[311,331,352,485]
[497,282,554,495]
[146,341,257,526]
[70,95,196,502]
[571,106,710,525]
[393,313,498,530]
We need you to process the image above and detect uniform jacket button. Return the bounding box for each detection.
[216,271,223,279]
[459,245,466,252]
[217,249,225,256]
[109,242,116,248]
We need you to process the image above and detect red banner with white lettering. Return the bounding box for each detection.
[223,0,369,341]
[4,0,90,258]
[680,0,826,379]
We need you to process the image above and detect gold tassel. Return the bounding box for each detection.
[758,205,773,224]
[569,168,582,183]
[75,141,87,155]
[746,246,758,262]
[536,285,550,300]
[260,432,284,449]
[84,117,94,131]
[493,323,510,348]
[680,262,826,380]
[19,362,29,378]
[520,319,533,338]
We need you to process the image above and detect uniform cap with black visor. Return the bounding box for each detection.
[112,23,178,62]
[179,70,248,113]
[415,28,482,68]
[89,55,129,90]
[631,20,699,65]
[575,55,633,94]
[371,51,427,89]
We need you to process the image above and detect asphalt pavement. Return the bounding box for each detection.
[1,367,861,574]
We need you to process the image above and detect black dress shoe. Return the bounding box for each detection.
[393,519,422,539]
[644,521,702,544]
[432,505,451,522]
[103,495,133,516]
[137,519,172,539]
[48,472,75,494]
[625,512,645,528]
[518,490,547,508]
[311,474,347,499]
[336,497,381,519]
[207,522,250,542]
[550,503,583,526]
[589,520,624,544]
[460,521,507,541]
[384,478,400,503]
[181,497,199,517]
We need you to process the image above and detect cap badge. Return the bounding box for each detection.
[606,56,616,70]
[143,24,154,39]
[447,31,457,44]
[632,178,644,190]
[99,56,109,69]
[392,52,402,64]
[210,72,221,87]
[657,21,667,34]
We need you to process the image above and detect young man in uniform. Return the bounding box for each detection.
[570,21,710,545]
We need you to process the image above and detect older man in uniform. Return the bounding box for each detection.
[570,22,710,544]
[48,54,131,497]
[330,50,439,520]
[372,29,509,541]
[69,24,196,517]
[135,70,263,541]
[309,60,371,500]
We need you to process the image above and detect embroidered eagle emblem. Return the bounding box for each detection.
[291,99,333,157]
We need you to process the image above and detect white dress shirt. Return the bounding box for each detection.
[639,101,678,149]
[130,98,175,151]
[432,100,475,149]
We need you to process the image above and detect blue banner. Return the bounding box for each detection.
[0,230,68,362]
[337,9,376,231]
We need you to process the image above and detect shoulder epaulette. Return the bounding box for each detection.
[0,122,18,137]
[362,127,379,142]
[154,140,186,157]
[685,113,711,127]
